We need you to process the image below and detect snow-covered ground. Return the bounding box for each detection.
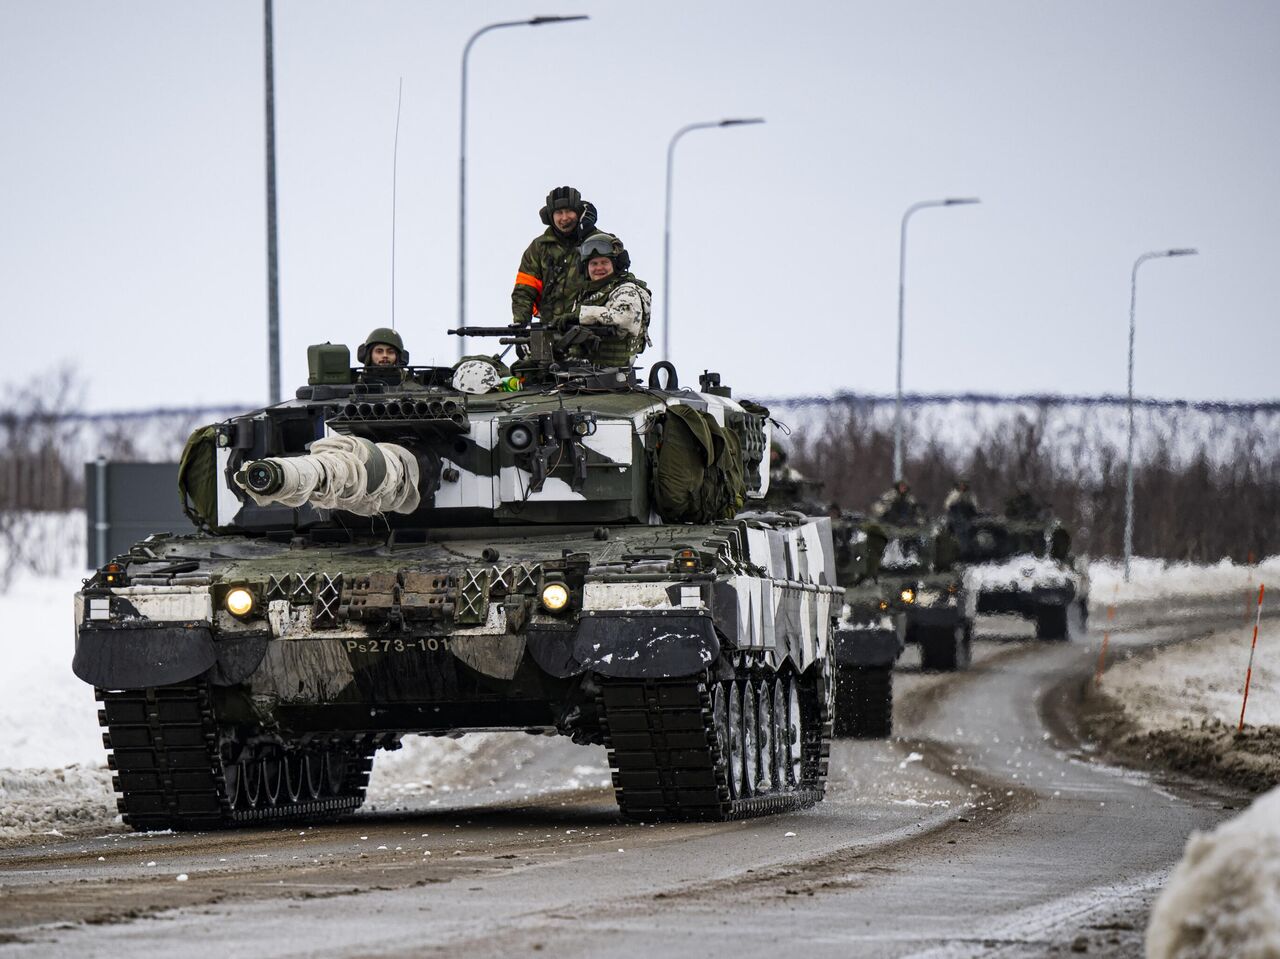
[1147,786,1280,959]
[1100,626,1278,729]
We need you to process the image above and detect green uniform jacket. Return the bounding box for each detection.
[511,228,589,327]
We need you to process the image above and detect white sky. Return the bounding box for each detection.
[1,1,1277,411]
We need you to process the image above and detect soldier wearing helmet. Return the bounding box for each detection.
[511,185,599,328]
[943,477,979,518]
[871,479,926,527]
[357,327,407,368]
[554,232,651,368]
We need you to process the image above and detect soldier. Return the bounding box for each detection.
[943,478,979,518]
[511,185,599,329]
[555,232,651,368]
[871,479,925,527]
[357,327,407,368]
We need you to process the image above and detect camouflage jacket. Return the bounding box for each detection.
[511,227,590,326]
[574,272,651,367]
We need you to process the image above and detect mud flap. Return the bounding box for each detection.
[526,612,720,679]
[73,625,217,689]
[833,627,901,668]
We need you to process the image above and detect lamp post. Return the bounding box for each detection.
[662,117,764,363]
[892,197,980,480]
[1123,247,1198,581]
[263,0,281,404]
[458,15,588,358]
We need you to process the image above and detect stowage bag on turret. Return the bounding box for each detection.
[653,406,747,523]
[178,424,220,531]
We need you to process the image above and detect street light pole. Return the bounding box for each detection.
[662,117,764,363]
[458,15,587,359]
[1124,247,1198,581]
[892,197,979,480]
[263,0,281,405]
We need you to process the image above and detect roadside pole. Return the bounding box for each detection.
[1095,604,1116,687]
[1238,584,1264,731]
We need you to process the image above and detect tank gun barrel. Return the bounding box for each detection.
[233,436,428,516]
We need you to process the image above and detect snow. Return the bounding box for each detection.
[1101,626,1279,729]
[1147,787,1280,959]
[1090,555,1278,606]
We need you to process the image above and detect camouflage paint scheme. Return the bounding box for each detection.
[73,358,838,824]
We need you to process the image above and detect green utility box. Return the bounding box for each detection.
[307,343,353,385]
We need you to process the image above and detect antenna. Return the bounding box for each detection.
[391,77,403,330]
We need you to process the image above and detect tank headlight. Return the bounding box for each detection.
[225,587,255,617]
[899,587,916,605]
[540,582,570,612]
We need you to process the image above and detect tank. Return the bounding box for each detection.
[72,328,837,829]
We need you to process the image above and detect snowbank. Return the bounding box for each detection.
[1147,787,1280,959]
[1089,555,1276,606]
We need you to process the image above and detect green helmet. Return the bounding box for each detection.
[577,232,631,274]
[357,327,408,366]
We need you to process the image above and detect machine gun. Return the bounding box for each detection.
[449,321,623,371]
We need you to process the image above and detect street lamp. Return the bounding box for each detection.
[1123,247,1198,581]
[892,197,980,480]
[662,117,764,363]
[458,15,588,358]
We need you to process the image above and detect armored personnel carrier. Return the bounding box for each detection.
[73,328,837,829]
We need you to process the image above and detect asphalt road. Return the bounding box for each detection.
[0,598,1248,958]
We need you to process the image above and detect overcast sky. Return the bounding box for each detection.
[1,1,1277,411]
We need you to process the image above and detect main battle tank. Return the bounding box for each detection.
[73,326,837,829]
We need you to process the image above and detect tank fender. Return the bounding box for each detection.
[525,611,720,679]
[573,609,719,679]
[209,632,271,685]
[73,625,217,689]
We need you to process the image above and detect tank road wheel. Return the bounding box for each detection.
[323,751,349,796]
[772,679,789,789]
[241,758,263,809]
[784,675,804,787]
[304,753,324,800]
[1035,604,1070,642]
[727,682,746,799]
[741,682,759,798]
[223,760,242,809]
[261,756,283,806]
[755,679,775,792]
[283,753,305,803]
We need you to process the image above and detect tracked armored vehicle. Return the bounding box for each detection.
[947,509,1088,641]
[73,329,837,829]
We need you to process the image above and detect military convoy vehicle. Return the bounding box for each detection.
[946,507,1088,641]
[830,521,905,738]
[72,328,837,830]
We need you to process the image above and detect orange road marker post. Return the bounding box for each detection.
[1095,605,1116,687]
[1238,584,1265,732]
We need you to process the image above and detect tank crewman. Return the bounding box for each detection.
[356,327,426,390]
[357,327,406,368]
[555,232,651,368]
[511,185,599,329]
[871,479,926,527]
[943,478,979,517]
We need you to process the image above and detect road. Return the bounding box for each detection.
[0,598,1247,957]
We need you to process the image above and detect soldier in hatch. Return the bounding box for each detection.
[554,232,651,368]
[511,185,599,329]
[943,478,979,518]
[358,327,406,368]
[871,479,926,527]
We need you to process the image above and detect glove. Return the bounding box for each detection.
[555,326,599,353]
[578,201,598,239]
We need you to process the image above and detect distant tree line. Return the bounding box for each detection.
[789,402,1280,563]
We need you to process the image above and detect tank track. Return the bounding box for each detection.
[598,667,831,822]
[98,684,374,831]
